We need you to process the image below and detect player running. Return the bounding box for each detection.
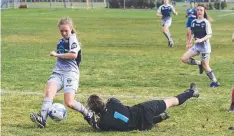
[181,5,219,88]
[186,1,196,48]
[157,0,178,48]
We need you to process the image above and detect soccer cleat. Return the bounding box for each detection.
[210,82,220,88]
[229,104,234,113]
[198,64,204,74]
[84,112,95,125]
[30,112,46,128]
[168,40,174,48]
[189,83,199,98]
[84,115,92,125]
[84,113,99,129]
[228,127,234,130]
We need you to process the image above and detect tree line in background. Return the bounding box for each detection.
[108,0,228,10]
[207,1,227,10]
[108,0,156,9]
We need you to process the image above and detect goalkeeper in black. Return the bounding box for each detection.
[87,83,199,131]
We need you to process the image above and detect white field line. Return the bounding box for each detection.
[0,90,171,100]
[217,12,234,17]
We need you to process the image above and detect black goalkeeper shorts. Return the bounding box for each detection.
[139,100,167,123]
[129,100,167,130]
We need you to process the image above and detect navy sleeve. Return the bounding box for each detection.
[108,98,121,104]
[98,120,110,131]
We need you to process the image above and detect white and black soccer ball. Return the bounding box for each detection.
[48,103,67,121]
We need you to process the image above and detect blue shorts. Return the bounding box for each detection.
[186,19,193,28]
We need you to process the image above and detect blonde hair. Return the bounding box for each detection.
[58,17,76,34]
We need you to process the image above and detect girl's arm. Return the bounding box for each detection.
[195,35,212,43]
[172,6,178,15]
[157,12,162,17]
[157,6,162,17]
[50,51,77,59]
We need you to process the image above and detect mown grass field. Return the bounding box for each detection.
[1,4,234,136]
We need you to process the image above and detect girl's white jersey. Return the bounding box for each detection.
[53,34,81,74]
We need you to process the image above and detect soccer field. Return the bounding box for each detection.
[1,7,234,136]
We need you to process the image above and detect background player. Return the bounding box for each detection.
[186,1,196,48]
[157,0,178,48]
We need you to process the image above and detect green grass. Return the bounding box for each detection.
[2,6,234,136]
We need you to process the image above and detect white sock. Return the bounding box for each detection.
[73,101,90,117]
[40,97,53,121]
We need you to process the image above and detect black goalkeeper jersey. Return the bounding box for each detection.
[97,98,131,131]
[97,98,166,131]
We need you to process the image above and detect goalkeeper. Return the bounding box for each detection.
[87,83,199,131]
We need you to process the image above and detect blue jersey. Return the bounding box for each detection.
[157,4,175,18]
[187,8,196,21]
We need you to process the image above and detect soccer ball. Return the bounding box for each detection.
[48,103,67,121]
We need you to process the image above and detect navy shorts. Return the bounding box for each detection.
[129,100,167,130]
